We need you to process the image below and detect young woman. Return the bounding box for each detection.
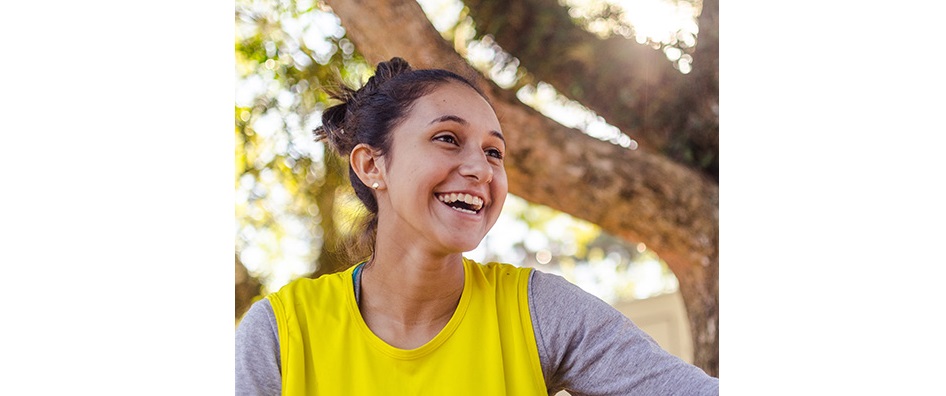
[235,57,719,395]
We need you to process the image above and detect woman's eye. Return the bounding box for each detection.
[486,148,504,160]
[434,135,458,145]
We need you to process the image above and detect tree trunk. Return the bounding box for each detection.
[322,0,718,376]
[235,254,262,321]
[311,144,356,277]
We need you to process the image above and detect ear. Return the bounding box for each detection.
[350,143,386,189]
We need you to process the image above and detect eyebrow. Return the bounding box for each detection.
[490,130,506,144]
[429,114,468,126]
[429,114,505,143]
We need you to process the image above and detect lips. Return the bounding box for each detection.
[435,192,485,214]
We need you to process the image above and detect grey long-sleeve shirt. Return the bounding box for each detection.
[235,269,718,395]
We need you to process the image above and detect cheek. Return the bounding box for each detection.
[494,169,509,192]
[491,176,509,209]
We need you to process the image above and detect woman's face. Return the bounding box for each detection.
[375,81,507,255]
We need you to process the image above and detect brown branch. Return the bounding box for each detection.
[463,0,719,180]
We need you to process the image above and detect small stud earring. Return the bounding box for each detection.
[371,182,380,189]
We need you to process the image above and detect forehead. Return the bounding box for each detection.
[404,82,501,131]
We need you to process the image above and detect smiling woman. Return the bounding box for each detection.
[234,57,719,395]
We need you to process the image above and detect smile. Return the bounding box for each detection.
[436,193,484,214]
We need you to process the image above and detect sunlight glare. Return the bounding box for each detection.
[613,0,698,46]
[416,0,466,32]
[664,46,683,61]
[252,109,282,138]
[562,0,702,69]
[517,83,639,149]
[678,57,691,74]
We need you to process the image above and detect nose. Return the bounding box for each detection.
[459,150,494,184]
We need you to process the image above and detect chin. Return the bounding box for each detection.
[456,242,483,254]
[440,237,484,254]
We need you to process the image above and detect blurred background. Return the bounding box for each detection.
[235,0,717,375]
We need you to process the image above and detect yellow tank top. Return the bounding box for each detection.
[267,258,547,395]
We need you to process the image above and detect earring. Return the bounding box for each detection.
[371,182,380,189]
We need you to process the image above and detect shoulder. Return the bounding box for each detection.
[462,257,533,285]
[238,298,277,336]
[527,269,719,395]
[269,270,352,307]
[464,257,529,273]
[274,271,349,293]
[236,299,282,395]
[236,299,279,360]
[527,269,629,354]
[528,269,617,321]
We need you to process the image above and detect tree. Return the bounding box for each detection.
[234,3,371,316]
[236,254,262,322]
[322,0,719,375]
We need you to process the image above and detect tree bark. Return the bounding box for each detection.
[322,0,718,376]
[235,254,262,321]
[463,0,719,181]
[311,144,356,277]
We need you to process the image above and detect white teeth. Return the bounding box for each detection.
[466,195,483,209]
[450,206,476,214]
[436,193,484,211]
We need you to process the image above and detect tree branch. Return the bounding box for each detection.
[463,0,719,180]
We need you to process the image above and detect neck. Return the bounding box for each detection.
[360,245,465,326]
[359,206,469,348]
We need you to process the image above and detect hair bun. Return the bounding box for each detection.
[357,57,413,99]
[373,57,413,83]
[314,99,354,154]
[314,57,414,155]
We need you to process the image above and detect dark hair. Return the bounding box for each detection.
[314,57,487,261]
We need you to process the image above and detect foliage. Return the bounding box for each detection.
[561,0,702,73]
[235,0,369,291]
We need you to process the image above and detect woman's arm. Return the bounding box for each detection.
[529,270,718,396]
[235,299,282,396]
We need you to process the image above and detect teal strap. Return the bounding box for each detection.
[352,262,365,304]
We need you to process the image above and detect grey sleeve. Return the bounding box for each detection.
[529,270,719,396]
[235,299,282,396]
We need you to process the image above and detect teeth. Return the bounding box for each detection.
[451,206,477,214]
[436,193,484,211]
